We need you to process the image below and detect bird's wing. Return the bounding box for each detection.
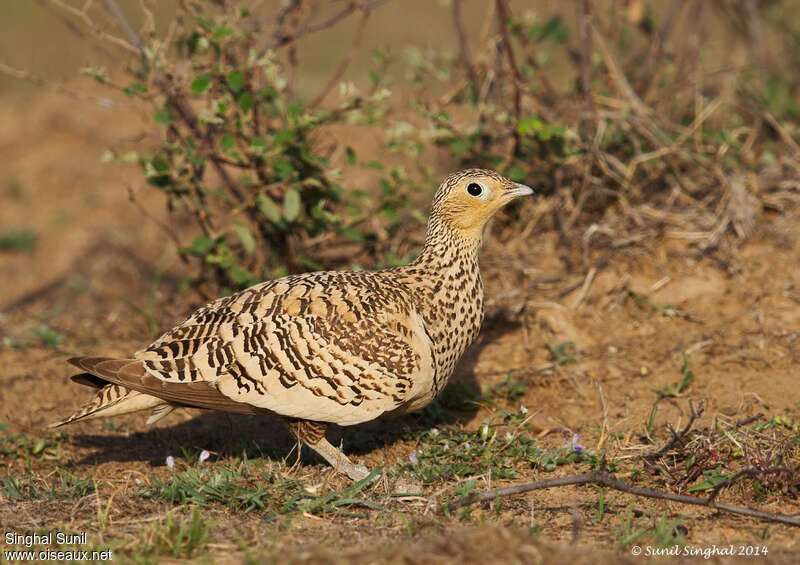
[134,272,435,425]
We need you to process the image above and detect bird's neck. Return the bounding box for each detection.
[398,218,485,391]
[416,215,483,267]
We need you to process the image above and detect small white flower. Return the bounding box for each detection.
[408,452,418,465]
[198,450,210,463]
[520,405,529,415]
[480,423,490,440]
[165,455,175,469]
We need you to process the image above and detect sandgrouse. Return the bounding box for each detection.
[53,169,533,480]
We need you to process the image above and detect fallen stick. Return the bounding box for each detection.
[439,471,800,528]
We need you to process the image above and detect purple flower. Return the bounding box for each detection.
[571,434,584,454]
[198,450,210,463]
[408,451,418,465]
[165,455,176,469]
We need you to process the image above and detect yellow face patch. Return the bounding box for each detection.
[436,172,533,233]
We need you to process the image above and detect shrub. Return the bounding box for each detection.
[87,1,415,292]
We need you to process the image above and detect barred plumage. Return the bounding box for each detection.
[53,169,533,480]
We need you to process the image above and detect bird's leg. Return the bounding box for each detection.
[306,436,371,482]
[286,419,370,482]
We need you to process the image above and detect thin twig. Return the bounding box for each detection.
[644,400,704,463]
[48,0,139,53]
[494,0,522,162]
[308,4,371,108]
[102,0,143,49]
[440,470,800,527]
[126,185,187,258]
[452,0,480,98]
[261,0,391,54]
[494,0,522,120]
[577,0,593,106]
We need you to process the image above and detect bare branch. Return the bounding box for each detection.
[494,0,522,119]
[102,0,143,50]
[48,0,139,53]
[644,400,704,463]
[452,0,480,98]
[577,0,593,104]
[308,4,371,109]
[262,0,391,55]
[441,471,800,528]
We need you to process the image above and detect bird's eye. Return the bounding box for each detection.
[466,183,483,197]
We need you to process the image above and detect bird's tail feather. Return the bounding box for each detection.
[49,383,170,428]
[51,356,179,428]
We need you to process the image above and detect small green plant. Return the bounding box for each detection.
[0,427,64,461]
[1,469,94,501]
[546,341,577,366]
[137,462,271,511]
[484,375,528,404]
[656,353,695,399]
[0,229,37,252]
[33,323,64,348]
[687,466,734,493]
[404,424,593,484]
[280,468,383,517]
[616,512,687,550]
[646,354,697,436]
[137,508,210,560]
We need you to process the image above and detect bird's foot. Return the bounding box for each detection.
[338,460,371,482]
[305,436,373,482]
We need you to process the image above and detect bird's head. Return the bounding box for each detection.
[430,169,534,237]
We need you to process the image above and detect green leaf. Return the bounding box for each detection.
[256,194,282,224]
[340,227,365,242]
[283,188,301,222]
[180,235,216,256]
[529,16,568,43]
[32,439,46,455]
[80,66,109,84]
[273,129,295,145]
[191,73,212,95]
[123,82,147,97]
[233,224,256,255]
[249,137,267,155]
[273,159,294,180]
[687,470,732,493]
[0,229,38,252]
[154,108,173,125]
[34,324,62,348]
[345,147,357,165]
[517,117,544,136]
[227,70,246,93]
[237,92,254,112]
[212,26,234,40]
[220,134,235,151]
[504,165,527,183]
[228,265,258,287]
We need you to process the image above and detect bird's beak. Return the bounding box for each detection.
[506,183,534,198]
